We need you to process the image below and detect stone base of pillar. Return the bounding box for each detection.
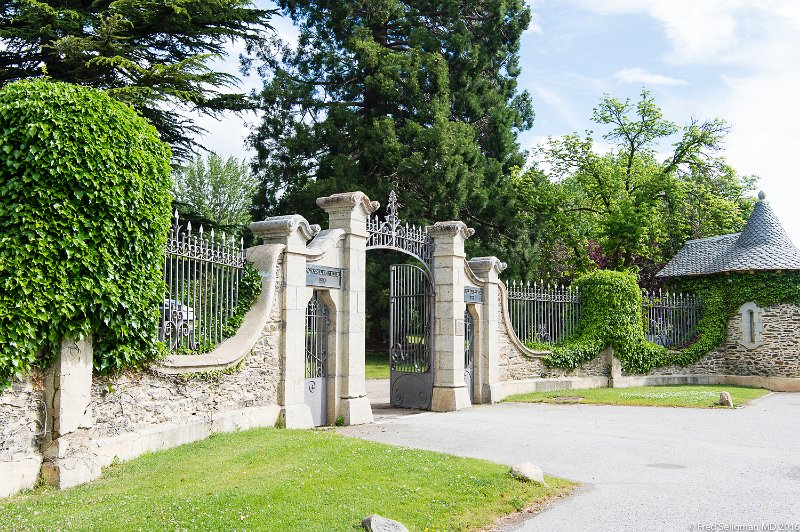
[340,395,374,425]
[431,385,471,412]
[483,383,506,404]
[41,433,101,489]
[279,404,315,429]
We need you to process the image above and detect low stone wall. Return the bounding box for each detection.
[642,303,800,379]
[90,295,281,440]
[0,259,285,498]
[0,372,44,498]
[497,294,609,381]
[498,302,800,397]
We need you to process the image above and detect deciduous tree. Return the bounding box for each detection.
[515,90,755,281]
[172,153,258,235]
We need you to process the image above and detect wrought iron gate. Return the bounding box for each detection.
[304,292,329,426]
[464,309,475,403]
[389,263,433,409]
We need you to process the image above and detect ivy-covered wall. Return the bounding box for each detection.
[539,270,800,376]
[541,270,667,374]
[0,80,173,389]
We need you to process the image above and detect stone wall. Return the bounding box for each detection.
[0,261,284,498]
[90,271,282,439]
[497,299,800,394]
[0,371,45,497]
[497,294,609,381]
[0,372,43,463]
[645,303,800,378]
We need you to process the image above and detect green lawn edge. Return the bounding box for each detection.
[366,349,390,379]
[503,385,770,408]
[0,428,576,531]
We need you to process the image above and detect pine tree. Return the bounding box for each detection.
[249,0,534,264]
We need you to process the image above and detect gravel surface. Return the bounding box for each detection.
[339,392,800,531]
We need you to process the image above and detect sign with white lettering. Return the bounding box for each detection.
[306,266,343,289]
[464,286,483,304]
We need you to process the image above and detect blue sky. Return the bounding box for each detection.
[193,0,800,242]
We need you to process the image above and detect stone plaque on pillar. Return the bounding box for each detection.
[306,265,343,289]
[464,286,483,304]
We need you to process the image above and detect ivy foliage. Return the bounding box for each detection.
[672,272,800,364]
[539,269,800,374]
[0,79,173,389]
[222,263,262,339]
[541,270,667,374]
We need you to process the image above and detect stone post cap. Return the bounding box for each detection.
[468,256,507,277]
[250,214,320,244]
[316,191,379,216]
[426,221,475,239]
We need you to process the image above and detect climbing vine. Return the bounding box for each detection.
[538,270,800,374]
[540,270,668,373]
[0,79,172,389]
[671,271,800,364]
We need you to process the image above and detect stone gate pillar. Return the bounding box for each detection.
[251,215,317,429]
[428,221,474,411]
[317,192,377,425]
[468,257,507,403]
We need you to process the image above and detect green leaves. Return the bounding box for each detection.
[541,270,800,375]
[250,0,533,269]
[522,90,754,282]
[542,270,668,373]
[0,79,172,390]
[0,0,275,160]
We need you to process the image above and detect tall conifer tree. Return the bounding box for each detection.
[0,1,273,159]
[249,0,534,263]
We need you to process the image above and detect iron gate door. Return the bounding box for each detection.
[304,292,328,426]
[464,309,475,403]
[390,264,433,409]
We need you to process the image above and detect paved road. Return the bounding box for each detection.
[340,392,800,531]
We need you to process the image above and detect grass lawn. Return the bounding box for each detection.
[366,349,390,379]
[0,429,575,531]
[504,385,769,408]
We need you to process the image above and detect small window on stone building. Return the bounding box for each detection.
[738,302,763,350]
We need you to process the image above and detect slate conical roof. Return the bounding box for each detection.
[657,192,800,277]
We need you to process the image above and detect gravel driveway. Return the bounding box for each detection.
[339,392,800,531]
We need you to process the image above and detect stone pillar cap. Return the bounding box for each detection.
[316,191,379,216]
[468,256,508,275]
[426,221,475,239]
[250,214,320,243]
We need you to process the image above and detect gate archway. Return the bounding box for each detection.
[366,191,435,409]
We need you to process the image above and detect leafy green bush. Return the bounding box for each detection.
[542,270,668,373]
[0,79,172,389]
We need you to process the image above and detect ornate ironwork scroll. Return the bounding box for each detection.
[641,290,702,348]
[389,263,434,409]
[367,190,434,270]
[506,281,582,345]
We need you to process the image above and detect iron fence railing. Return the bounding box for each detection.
[506,281,581,345]
[160,211,246,354]
[641,290,702,348]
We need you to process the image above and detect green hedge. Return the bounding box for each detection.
[0,79,173,389]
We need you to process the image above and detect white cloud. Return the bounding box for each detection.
[614,67,687,86]
[574,0,745,64]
